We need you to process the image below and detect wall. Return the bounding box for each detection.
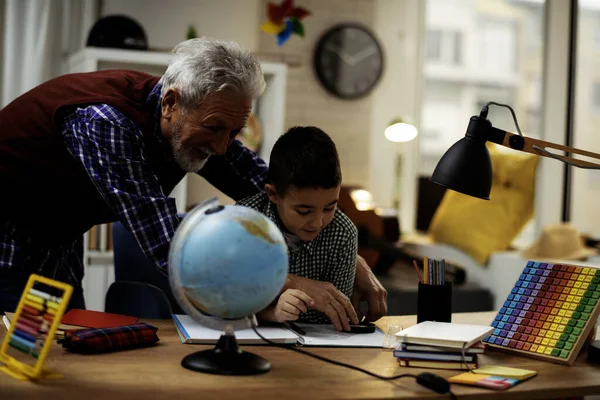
[101,0,262,52]
[257,0,375,188]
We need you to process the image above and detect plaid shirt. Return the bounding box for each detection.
[236,192,358,324]
[0,81,268,286]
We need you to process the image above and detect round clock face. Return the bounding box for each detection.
[314,24,384,99]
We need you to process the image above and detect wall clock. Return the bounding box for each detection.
[314,24,384,99]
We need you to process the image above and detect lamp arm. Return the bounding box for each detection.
[481,101,600,170]
[499,131,600,170]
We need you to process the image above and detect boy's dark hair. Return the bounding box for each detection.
[268,126,341,196]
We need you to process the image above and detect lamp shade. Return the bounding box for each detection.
[430,128,493,200]
[384,118,418,143]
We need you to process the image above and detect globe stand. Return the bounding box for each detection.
[181,324,271,375]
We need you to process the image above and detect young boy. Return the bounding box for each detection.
[236,126,358,325]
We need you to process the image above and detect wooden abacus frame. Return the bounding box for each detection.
[0,274,73,380]
[485,262,600,366]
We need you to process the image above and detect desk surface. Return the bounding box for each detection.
[2,311,600,400]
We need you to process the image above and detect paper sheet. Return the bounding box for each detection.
[295,323,384,347]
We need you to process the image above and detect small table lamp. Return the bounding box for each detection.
[431,102,600,200]
[385,118,418,209]
[385,118,418,143]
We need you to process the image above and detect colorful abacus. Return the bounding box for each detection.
[0,274,72,380]
[483,261,600,365]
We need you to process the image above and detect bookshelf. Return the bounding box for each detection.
[66,47,287,310]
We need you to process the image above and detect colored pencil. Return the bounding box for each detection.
[412,260,424,283]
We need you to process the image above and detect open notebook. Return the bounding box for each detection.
[172,314,385,347]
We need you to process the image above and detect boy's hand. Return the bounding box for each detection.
[273,289,315,323]
[284,275,359,331]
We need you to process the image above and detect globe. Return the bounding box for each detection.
[168,198,289,375]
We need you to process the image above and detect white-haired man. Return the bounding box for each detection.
[0,38,386,328]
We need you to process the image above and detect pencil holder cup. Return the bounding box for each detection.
[417,282,452,324]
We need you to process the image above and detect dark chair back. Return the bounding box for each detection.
[105,281,172,319]
[112,221,183,314]
[416,176,447,232]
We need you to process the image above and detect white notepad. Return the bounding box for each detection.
[395,321,494,349]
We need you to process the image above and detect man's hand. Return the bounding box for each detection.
[351,255,388,322]
[284,275,359,331]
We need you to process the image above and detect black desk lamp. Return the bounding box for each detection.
[431,102,600,200]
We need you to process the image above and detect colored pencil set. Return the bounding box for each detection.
[413,257,446,285]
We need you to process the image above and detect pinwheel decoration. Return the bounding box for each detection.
[260,0,311,46]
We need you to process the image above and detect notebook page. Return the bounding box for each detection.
[295,323,384,347]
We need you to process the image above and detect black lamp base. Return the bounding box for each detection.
[181,331,271,375]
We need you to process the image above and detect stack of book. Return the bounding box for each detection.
[394,321,494,371]
[393,341,483,370]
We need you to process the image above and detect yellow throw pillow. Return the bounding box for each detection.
[428,145,538,264]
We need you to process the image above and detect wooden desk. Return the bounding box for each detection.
[2,311,600,399]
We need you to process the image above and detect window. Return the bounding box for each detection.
[426,30,442,61]
[421,0,543,170]
[420,0,545,246]
[572,3,600,235]
[478,18,517,73]
[452,32,462,65]
[425,29,462,66]
[594,24,600,47]
[528,77,542,109]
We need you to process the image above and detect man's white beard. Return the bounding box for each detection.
[171,117,211,173]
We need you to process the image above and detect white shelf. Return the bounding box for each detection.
[68,47,288,77]
[66,47,287,311]
[68,48,175,69]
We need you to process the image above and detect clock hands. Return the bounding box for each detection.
[348,45,378,66]
[325,43,379,67]
[324,44,354,66]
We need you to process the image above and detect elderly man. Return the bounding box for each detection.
[0,37,386,329]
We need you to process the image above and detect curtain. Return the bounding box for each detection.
[1,0,99,108]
